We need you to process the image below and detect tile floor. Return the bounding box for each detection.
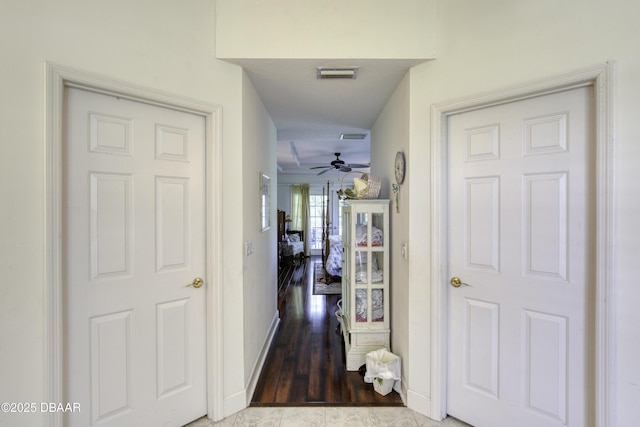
[186,406,472,427]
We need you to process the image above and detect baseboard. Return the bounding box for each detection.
[398,374,408,405]
[245,311,280,405]
[223,309,278,420]
[407,389,434,420]
[223,389,247,419]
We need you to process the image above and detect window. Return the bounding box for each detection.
[308,187,342,250]
[309,194,324,250]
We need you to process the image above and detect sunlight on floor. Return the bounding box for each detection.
[308,294,326,317]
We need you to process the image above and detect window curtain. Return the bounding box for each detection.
[291,184,310,255]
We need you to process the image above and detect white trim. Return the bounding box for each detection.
[407,389,430,416]
[223,389,248,419]
[245,312,280,405]
[44,62,225,425]
[430,62,616,427]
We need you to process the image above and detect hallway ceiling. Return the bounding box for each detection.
[234,58,424,175]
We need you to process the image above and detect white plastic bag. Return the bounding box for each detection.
[364,348,401,395]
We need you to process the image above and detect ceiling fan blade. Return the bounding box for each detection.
[309,153,367,173]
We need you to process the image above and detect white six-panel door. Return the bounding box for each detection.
[447,87,594,427]
[63,87,207,426]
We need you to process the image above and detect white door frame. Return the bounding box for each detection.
[430,62,616,427]
[44,62,224,426]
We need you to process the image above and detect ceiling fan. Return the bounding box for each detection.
[310,152,370,175]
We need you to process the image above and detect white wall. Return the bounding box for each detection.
[277,174,343,188]
[216,0,436,60]
[0,0,248,425]
[277,184,292,215]
[241,71,278,395]
[401,0,640,423]
[370,73,413,400]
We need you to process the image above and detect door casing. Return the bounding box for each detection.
[429,62,616,427]
[44,62,224,426]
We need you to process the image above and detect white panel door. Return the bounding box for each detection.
[63,87,207,427]
[447,87,594,427]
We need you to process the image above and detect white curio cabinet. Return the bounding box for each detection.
[339,199,390,370]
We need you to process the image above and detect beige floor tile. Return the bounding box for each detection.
[183,406,477,427]
[279,407,326,427]
[233,407,284,426]
[326,406,373,426]
[368,407,420,426]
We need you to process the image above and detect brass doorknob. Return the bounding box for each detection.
[187,277,204,289]
[450,277,470,288]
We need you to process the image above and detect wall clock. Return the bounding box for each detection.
[394,151,406,184]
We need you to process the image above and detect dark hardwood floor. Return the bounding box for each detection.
[251,256,403,406]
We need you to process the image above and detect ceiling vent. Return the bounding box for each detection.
[317,67,358,79]
[340,133,367,140]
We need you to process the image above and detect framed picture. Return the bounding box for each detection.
[260,173,270,231]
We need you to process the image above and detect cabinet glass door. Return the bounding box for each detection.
[372,289,384,322]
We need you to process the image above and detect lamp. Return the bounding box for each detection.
[285,215,292,232]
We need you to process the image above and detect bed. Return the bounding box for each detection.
[324,223,383,278]
[325,235,343,277]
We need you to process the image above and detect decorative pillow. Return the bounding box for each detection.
[288,234,300,242]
